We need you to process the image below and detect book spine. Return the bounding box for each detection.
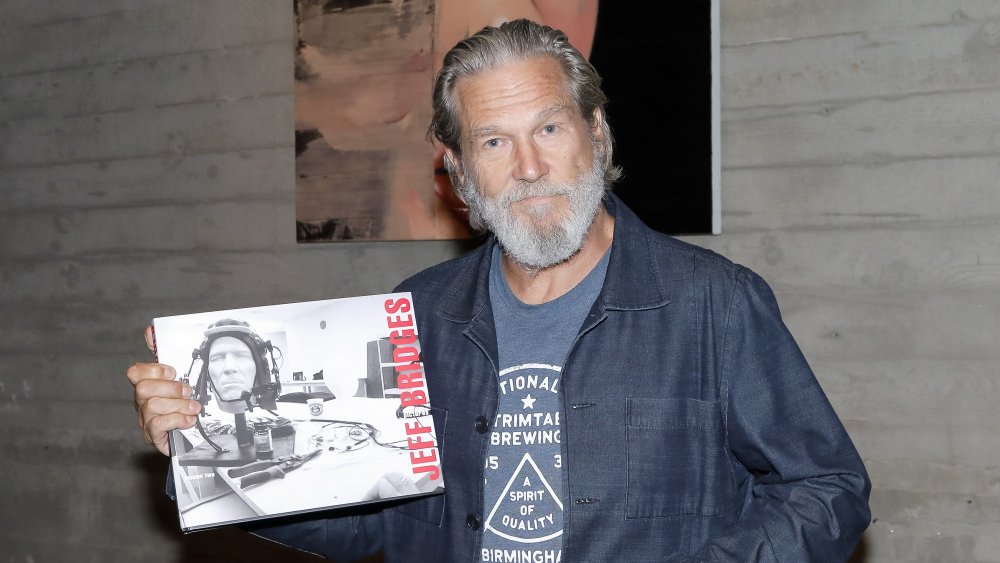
[150,322,159,363]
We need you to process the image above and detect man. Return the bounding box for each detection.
[185,318,279,417]
[171,318,281,458]
[129,19,871,562]
[202,321,263,414]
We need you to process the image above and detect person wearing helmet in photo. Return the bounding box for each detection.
[193,319,280,416]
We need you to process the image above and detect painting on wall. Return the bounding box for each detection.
[294,0,719,242]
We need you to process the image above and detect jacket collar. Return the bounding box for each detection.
[435,192,672,324]
[599,194,672,311]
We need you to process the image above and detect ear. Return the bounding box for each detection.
[442,147,465,184]
[590,107,607,144]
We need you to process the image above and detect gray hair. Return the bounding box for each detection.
[428,18,621,194]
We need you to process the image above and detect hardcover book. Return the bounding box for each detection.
[151,292,444,532]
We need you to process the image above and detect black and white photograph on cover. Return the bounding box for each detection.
[151,292,444,532]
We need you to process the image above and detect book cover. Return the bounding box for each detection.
[151,292,444,532]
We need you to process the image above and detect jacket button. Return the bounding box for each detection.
[474,416,489,433]
[466,513,481,530]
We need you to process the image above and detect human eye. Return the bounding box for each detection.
[542,124,558,135]
[482,137,502,150]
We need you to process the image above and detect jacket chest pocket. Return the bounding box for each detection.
[625,398,727,519]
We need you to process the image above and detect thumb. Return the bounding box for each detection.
[144,325,155,352]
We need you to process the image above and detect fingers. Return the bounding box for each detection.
[127,360,197,456]
[138,395,200,456]
[126,361,175,386]
[133,371,184,403]
[136,385,199,430]
[143,411,198,456]
[144,325,155,352]
[129,362,180,409]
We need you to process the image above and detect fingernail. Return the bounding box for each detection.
[181,384,192,399]
[188,401,201,414]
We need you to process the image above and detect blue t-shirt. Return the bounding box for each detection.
[480,245,610,562]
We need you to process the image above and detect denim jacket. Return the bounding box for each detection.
[251,195,871,562]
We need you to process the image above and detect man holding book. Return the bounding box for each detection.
[128,19,871,562]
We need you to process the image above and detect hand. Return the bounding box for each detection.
[125,325,201,456]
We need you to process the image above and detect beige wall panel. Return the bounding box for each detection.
[0,1,291,75]
[0,42,291,122]
[772,291,1000,362]
[723,0,999,45]
[724,16,1000,107]
[694,224,1000,291]
[722,88,1000,169]
[1,96,292,168]
[2,148,292,211]
[718,157,1000,228]
[0,246,463,309]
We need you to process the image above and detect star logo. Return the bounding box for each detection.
[521,394,536,409]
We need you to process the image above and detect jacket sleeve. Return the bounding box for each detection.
[685,268,871,562]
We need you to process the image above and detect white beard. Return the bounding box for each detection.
[463,148,607,270]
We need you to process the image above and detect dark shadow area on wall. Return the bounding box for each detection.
[589,2,714,235]
[135,453,383,562]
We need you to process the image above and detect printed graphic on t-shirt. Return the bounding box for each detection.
[481,363,563,562]
[485,453,563,542]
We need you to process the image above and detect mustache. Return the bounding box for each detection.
[499,180,571,205]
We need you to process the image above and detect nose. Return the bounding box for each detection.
[513,139,548,183]
[221,353,239,372]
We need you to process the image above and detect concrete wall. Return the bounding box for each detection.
[1,1,998,562]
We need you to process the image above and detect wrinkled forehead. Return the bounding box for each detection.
[454,57,578,128]
[209,335,253,354]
